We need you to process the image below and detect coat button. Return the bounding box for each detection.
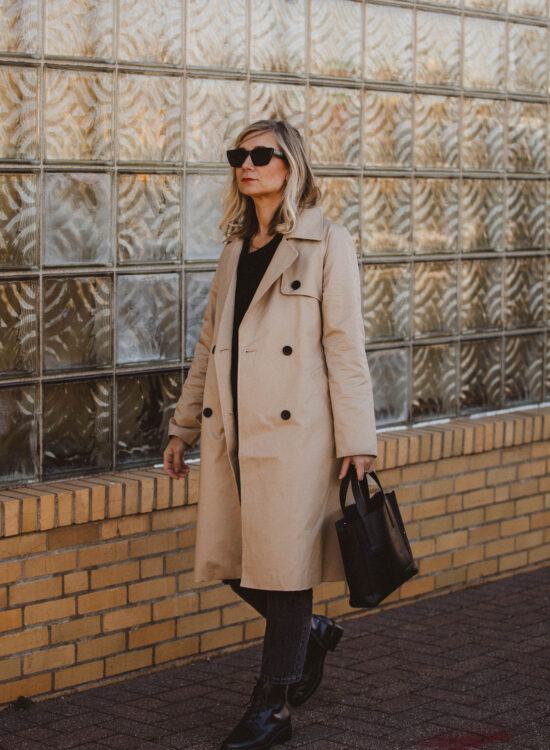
[212,345,216,354]
[203,407,213,418]
[291,280,301,290]
[281,410,291,420]
[282,345,293,355]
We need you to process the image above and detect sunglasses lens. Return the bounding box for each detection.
[226,149,245,167]
[250,147,273,166]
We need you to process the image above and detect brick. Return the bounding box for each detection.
[469,523,500,544]
[56,489,74,526]
[421,478,454,501]
[518,460,546,479]
[153,472,171,510]
[531,442,550,458]
[419,553,452,575]
[453,546,484,566]
[463,488,494,509]
[485,500,515,522]
[201,625,243,653]
[10,577,62,606]
[400,575,435,598]
[21,496,38,533]
[55,661,103,691]
[516,495,544,515]
[200,586,240,610]
[155,635,199,665]
[24,644,74,675]
[467,559,498,581]
[453,508,484,529]
[455,472,486,493]
[177,527,196,549]
[3,499,20,536]
[413,499,446,521]
[393,484,420,504]
[486,538,515,557]
[486,466,517,486]
[403,463,436,483]
[129,576,176,603]
[510,479,538,499]
[103,604,151,632]
[49,523,99,551]
[106,480,123,518]
[500,516,530,536]
[25,550,77,579]
[165,548,195,574]
[530,509,550,530]
[2,656,21,682]
[177,571,196,591]
[177,610,220,638]
[78,633,125,662]
[411,539,435,558]
[397,434,409,466]
[141,557,164,579]
[74,487,90,524]
[101,515,149,541]
[313,581,347,601]
[494,485,511,502]
[436,530,468,553]
[420,516,453,537]
[91,562,139,590]
[2,674,51,704]
[173,474,187,506]
[64,571,89,594]
[79,540,128,568]
[78,586,127,614]
[153,593,198,621]
[222,602,259,626]
[245,619,267,641]
[0,627,48,658]
[129,621,175,649]
[499,551,528,572]
[25,597,75,625]
[528,544,550,564]
[469,451,501,470]
[51,615,101,644]
[0,608,23,633]
[38,492,56,530]
[381,437,397,469]
[435,567,467,589]
[129,532,177,559]
[446,495,462,513]
[435,456,469,478]
[105,648,152,677]
[151,506,196,532]
[515,530,544,551]
[0,561,22,584]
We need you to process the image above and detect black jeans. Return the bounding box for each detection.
[224,579,313,685]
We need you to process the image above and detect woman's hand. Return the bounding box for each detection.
[339,455,376,481]
[163,436,190,480]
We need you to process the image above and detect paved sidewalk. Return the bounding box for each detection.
[1,566,549,750]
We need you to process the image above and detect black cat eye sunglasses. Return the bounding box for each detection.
[226,146,286,168]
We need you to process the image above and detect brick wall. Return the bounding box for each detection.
[1,408,550,706]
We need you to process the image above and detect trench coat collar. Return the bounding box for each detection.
[286,206,324,241]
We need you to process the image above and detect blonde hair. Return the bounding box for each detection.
[220,120,319,241]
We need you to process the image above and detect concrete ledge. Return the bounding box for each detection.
[1,407,550,706]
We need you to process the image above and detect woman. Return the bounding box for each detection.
[164,120,377,750]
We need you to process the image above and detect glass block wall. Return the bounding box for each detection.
[0,0,549,486]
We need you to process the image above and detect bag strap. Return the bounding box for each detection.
[339,466,395,526]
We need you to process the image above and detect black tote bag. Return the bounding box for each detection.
[335,467,418,608]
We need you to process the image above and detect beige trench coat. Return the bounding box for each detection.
[169,206,377,591]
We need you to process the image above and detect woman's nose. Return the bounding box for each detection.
[242,153,254,168]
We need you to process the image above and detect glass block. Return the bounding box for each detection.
[186,78,247,163]
[368,348,409,425]
[309,87,360,165]
[364,4,413,83]
[413,179,459,254]
[507,101,546,173]
[505,257,544,329]
[0,0,39,54]
[506,180,545,249]
[462,98,505,171]
[463,18,506,91]
[43,276,112,372]
[412,344,457,419]
[119,0,182,64]
[0,280,38,376]
[250,83,306,133]
[0,173,38,267]
[45,0,113,59]
[309,0,361,78]
[185,174,226,261]
[362,263,411,342]
[43,378,112,477]
[462,180,505,251]
[117,370,182,466]
[460,339,502,413]
[364,92,412,168]
[509,0,547,17]
[362,178,411,255]
[44,173,112,266]
[118,174,182,264]
[504,334,543,405]
[118,73,182,163]
[45,69,113,162]
[460,259,502,332]
[464,0,505,11]
[415,95,459,169]
[0,385,37,483]
[117,274,180,365]
[416,11,460,87]
[317,177,359,250]
[187,0,246,69]
[0,66,38,161]
[251,0,306,74]
[508,23,547,94]
[186,271,215,359]
[413,261,458,338]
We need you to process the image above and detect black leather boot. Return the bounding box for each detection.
[220,677,292,749]
[287,615,343,708]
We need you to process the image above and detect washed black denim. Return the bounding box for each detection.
[224,579,313,685]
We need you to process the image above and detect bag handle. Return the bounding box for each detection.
[339,465,396,527]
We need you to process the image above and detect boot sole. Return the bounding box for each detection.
[221,722,292,749]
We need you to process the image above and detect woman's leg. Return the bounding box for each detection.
[223,578,268,618]
[260,588,313,685]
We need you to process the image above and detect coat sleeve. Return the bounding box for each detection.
[168,264,220,448]
[321,222,378,459]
